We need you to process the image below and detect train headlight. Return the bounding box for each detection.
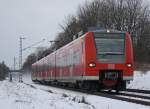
[89,63,96,68]
[107,29,110,33]
[127,63,132,67]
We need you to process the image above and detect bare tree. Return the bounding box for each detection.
[24,0,150,68]
[0,61,9,80]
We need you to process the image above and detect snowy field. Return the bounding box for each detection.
[127,71,150,90]
[0,71,150,109]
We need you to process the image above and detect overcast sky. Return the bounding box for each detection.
[0,0,88,68]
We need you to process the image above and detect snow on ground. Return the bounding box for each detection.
[0,80,94,109]
[0,79,150,109]
[2,71,149,109]
[127,71,150,90]
[22,72,150,109]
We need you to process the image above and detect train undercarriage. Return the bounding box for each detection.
[33,70,127,93]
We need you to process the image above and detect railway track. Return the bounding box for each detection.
[94,92,150,106]
[126,89,150,94]
[23,82,150,107]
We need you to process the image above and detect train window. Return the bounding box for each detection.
[94,33,125,63]
[35,65,37,73]
[36,65,39,72]
[73,50,80,64]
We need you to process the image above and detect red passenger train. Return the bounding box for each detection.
[32,29,134,92]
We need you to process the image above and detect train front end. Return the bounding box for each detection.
[85,30,134,91]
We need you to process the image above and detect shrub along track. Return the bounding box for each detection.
[23,82,150,107]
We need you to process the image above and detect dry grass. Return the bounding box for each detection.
[134,62,150,71]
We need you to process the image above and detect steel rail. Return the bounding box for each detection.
[126,89,150,94]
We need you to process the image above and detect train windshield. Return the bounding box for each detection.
[94,33,125,63]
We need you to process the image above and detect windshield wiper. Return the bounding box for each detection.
[98,52,124,55]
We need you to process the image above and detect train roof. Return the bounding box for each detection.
[32,29,128,66]
[89,29,126,34]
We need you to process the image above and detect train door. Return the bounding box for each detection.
[69,49,74,80]
[81,40,85,79]
[81,41,84,77]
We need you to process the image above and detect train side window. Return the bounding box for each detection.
[49,58,51,69]
[73,50,80,64]
[36,65,38,73]
[69,49,74,66]
[34,65,37,73]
